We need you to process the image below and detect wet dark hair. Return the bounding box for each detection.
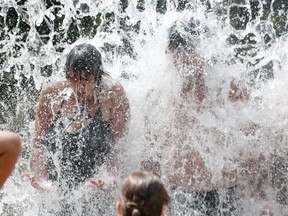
[118,171,169,216]
[65,43,105,82]
[168,18,205,53]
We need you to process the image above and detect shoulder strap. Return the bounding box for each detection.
[95,79,103,108]
[52,99,65,123]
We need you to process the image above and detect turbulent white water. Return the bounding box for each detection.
[1,0,288,215]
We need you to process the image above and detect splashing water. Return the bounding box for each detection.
[1,0,288,215]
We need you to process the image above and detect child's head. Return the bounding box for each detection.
[117,171,169,216]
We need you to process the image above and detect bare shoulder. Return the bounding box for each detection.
[109,83,126,97]
[35,81,68,129]
[39,81,67,99]
[101,75,127,100]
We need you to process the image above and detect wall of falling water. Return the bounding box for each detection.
[0,0,288,215]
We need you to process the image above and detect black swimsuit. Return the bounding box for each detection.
[46,100,113,189]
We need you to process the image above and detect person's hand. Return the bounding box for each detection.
[83,178,117,192]
[24,172,59,193]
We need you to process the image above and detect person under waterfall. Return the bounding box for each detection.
[142,18,261,216]
[27,43,130,214]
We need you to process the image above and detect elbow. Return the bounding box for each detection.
[0,131,21,158]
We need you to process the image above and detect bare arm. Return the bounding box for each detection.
[30,87,53,179]
[0,131,21,187]
[109,84,130,141]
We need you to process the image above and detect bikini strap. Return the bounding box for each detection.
[95,78,103,108]
[52,99,65,123]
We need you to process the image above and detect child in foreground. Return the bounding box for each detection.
[117,171,169,216]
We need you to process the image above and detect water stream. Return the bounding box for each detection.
[1,0,288,215]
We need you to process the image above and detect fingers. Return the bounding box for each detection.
[24,172,39,185]
[89,179,104,187]
[23,172,32,179]
[24,172,58,193]
[83,179,105,190]
[83,178,117,191]
[24,172,39,187]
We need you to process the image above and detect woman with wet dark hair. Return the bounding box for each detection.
[28,43,130,192]
[117,171,170,216]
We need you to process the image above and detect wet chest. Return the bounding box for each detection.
[52,97,111,134]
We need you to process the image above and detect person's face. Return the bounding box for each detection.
[67,70,97,102]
